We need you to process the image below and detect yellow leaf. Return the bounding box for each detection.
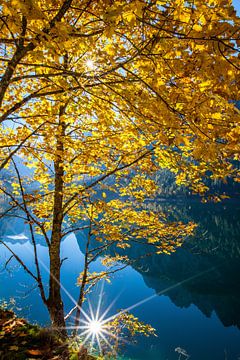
[199,80,212,91]
[212,113,222,120]
[193,24,202,31]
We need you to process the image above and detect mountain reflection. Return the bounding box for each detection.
[76,200,240,330]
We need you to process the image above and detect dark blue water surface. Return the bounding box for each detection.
[1,200,240,360]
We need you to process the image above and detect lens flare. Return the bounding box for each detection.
[88,320,102,335]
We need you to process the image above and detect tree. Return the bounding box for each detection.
[0,0,239,344]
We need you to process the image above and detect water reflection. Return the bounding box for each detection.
[76,200,240,330]
[1,200,240,359]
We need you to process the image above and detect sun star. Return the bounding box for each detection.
[87,320,103,335]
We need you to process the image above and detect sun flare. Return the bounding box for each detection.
[85,59,95,70]
[88,320,103,335]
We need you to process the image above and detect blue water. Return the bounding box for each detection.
[1,200,240,359]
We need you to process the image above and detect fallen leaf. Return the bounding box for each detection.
[9,345,19,351]
[19,332,27,337]
[27,349,43,355]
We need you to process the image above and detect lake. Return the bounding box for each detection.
[0,199,240,359]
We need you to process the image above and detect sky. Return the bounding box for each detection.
[232,0,240,14]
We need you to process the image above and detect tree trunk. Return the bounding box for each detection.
[74,225,91,333]
[47,106,67,339]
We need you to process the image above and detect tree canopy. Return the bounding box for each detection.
[1,0,240,185]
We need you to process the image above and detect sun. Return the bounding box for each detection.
[85,59,95,70]
[88,320,102,335]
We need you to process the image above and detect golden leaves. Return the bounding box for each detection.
[199,80,213,92]
[17,0,46,20]
[0,0,239,257]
